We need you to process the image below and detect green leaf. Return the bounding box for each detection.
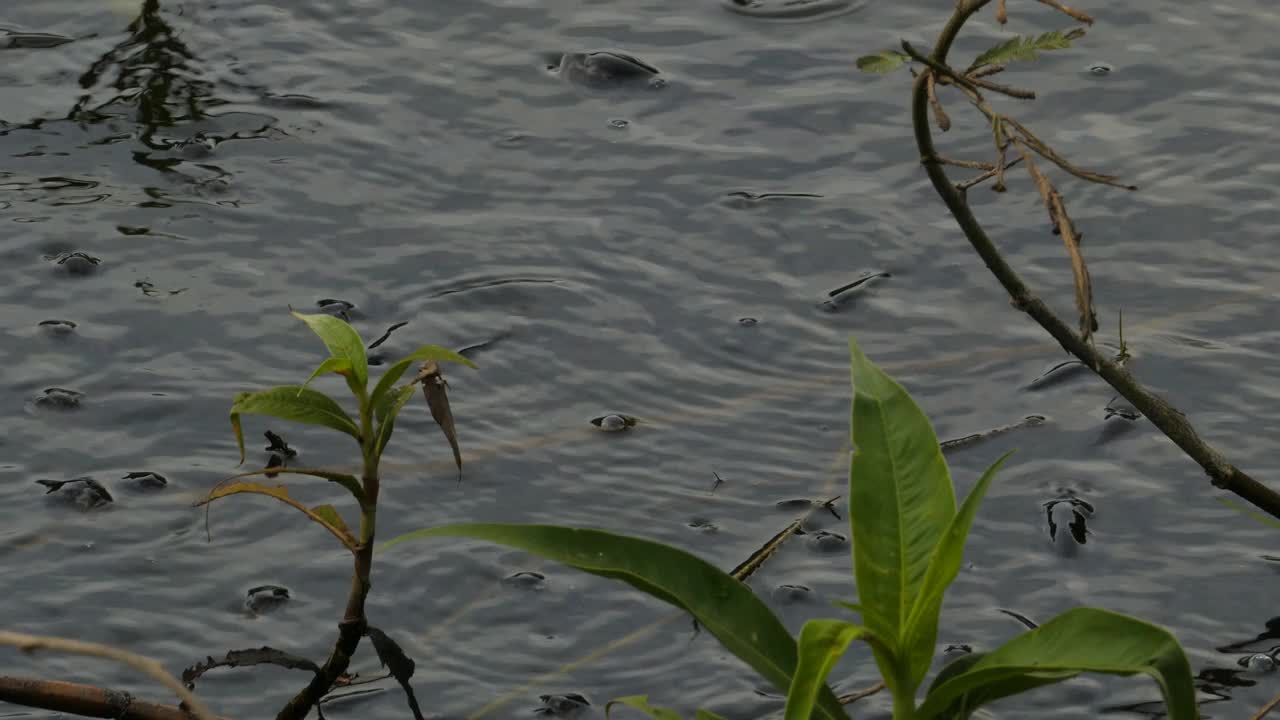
[219,466,364,505]
[229,386,360,463]
[1216,497,1280,530]
[925,652,1073,720]
[917,608,1198,720]
[902,450,1015,689]
[968,28,1087,71]
[846,337,955,657]
[369,344,477,410]
[300,357,353,394]
[785,620,875,720]
[857,50,911,74]
[373,383,417,458]
[379,523,846,720]
[310,504,353,538]
[291,311,369,390]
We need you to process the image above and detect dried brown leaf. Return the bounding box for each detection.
[926,72,951,131]
[1003,116,1137,190]
[1013,139,1099,340]
[415,360,462,480]
[996,0,1008,25]
[1035,0,1095,24]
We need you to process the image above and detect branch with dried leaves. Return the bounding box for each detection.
[859,0,1280,519]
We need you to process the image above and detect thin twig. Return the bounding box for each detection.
[969,76,1035,99]
[938,155,994,170]
[0,632,217,720]
[1034,0,1094,24]
[1253,691,1280,720]
[839,680,886,705]
[956,156,1024,191]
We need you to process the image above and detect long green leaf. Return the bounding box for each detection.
[380,523,847,720]
[916,608,1198,720]
[902,451,1015,690]
[369,344,477,410]
[229,386,360,463]
[291,311,369,389]
[785,620,875,720]
[967,29,1087,71]
[924,652,1073,720]
[846,337,955,650]
[857,50,911,74]
[373,383,417,457]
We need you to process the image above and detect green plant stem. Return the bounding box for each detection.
[907,0,1280,520]
[892,685,917,720]
[275,402,379,720]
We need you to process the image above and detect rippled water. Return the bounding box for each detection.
[4,1,1280,718]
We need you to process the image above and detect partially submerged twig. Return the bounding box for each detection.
[0,631,218,720]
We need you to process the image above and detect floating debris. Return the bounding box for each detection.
[940,415,1047,452]
[552,51,662,90]
[1027,359,1087,389]
[1103,396,1141,421]
[264,453,284,479]
[1043,492,1093,555]
[772,584,812,604]
[1239,653,1277,675]
[590,414,636,432]
[806,530,848,552]
[1087,62,1113,76]
[366,321,408,350]
[44,251,101,274]
[316,298,356,320]
[122,471,168,489]
[245,585,290,615]
[28,387,85,411]
[36,477,113,509]
[502,571,547,591]
[37,319,77,334]
[264,430,297,459]
[722,0,863,20]
[535,693,591,716]
[738,317,758,326]
[686,517,719,534]
[820,271,891,312]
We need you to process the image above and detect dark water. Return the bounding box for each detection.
[4,1,1280,718]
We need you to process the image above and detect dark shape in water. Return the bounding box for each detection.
[123,471,168,489]
[775,498,814,512]
[1087,62,1113,76]
[1218,617,1280,653]
[590,414,637,432]
[367,321,409,350]
[316,298,356,320]
[45,251,101,275]
[36,477,114,508]
[1043,493,1093,554]
[458,332,511,359]
[552,51,662,89]
[687,517,719,534]
[723,191,824,210]
[943,643,973,655]
[1238,652,1278,674]
[38,319,77,334]
[31,387,85,410]
[1103,395,1141,421]
[2,30,75,50]
[723,0,863,20]
[738,317,758,326]
[806,530,847,552]
[535,693,590,716]
[821,271,891,312]
[264,430,297,459]
[245,585,290,614]
[772,584,812,604]
[502,571,547,590]
[1027,358,1087,389]
[264,453,284,479]
[996,608,1040,630]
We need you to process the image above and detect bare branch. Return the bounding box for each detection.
[0,632,217,720]
[839,680,886,705]
[1252,690,1280,720]
[970,76,1036,99]
[938,155,994,170]
[1035,0,1094,24]
[955,156,1024,191]
[970,65,1006,79]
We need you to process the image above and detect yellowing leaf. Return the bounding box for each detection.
[857,50,911,74]
[197,481,360,551]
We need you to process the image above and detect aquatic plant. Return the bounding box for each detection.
[383,337,1199,719]
[856,0,1280,520]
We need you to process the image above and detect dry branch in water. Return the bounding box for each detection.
[0,632,218,720]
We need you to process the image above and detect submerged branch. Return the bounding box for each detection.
[908,0,1280,520]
